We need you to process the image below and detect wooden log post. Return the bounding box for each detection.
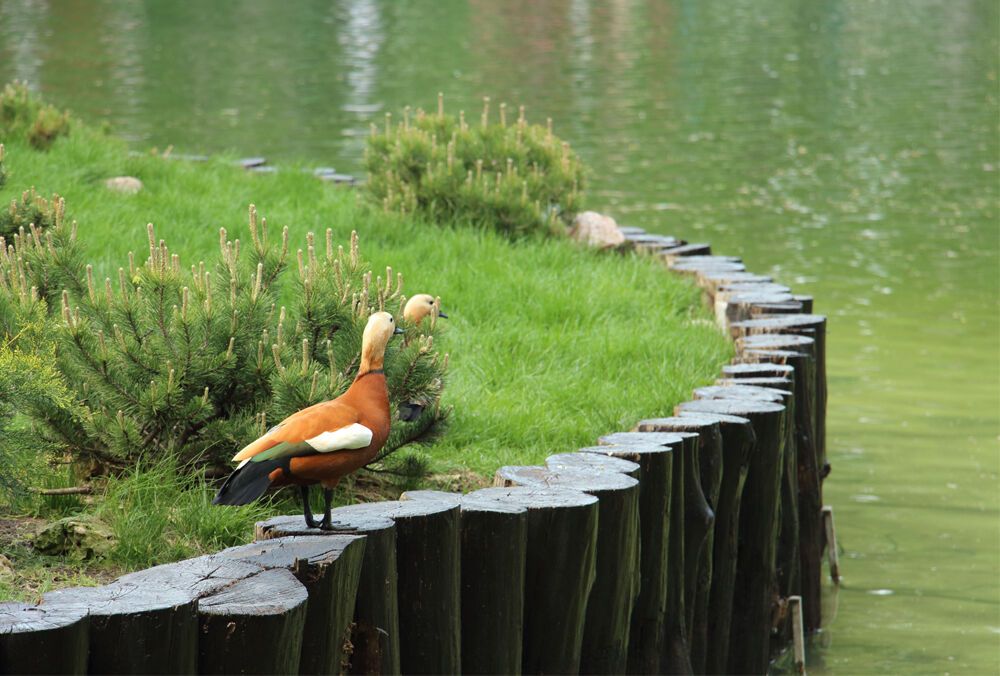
[216,535,366,675]
[649,413,755,675]
[400,489,528,676]
[705,380,803,648]
[676,398,787,675]
[307,500,461,676]
[698,271,774,303]
[579,441,677,674]
[0,603,89,675]
[717,291,802,327]
[737,336,825,632]
[256,510,400,675]
[598,431,703,675]
[658,242,712,263]
[626,418,720,674]
[732,314,828,484]
[466,485,599,674]
[495,465,640,675]
[40,555,267,674]
[197,568,309,675]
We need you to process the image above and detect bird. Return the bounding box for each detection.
[403,293,448,325]
[212,311,403,530]
[398,293,448,422]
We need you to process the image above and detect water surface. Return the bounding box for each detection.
[1,0,997,672]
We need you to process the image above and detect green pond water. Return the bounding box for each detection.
[1,0,997,672]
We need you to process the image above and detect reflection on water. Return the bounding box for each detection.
[0,0,997,672]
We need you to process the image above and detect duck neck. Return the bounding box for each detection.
[357,342,385,378]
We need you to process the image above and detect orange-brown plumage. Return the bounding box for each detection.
[214,312,401,527]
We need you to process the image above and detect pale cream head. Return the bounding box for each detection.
[360,311,400,372]
[404,294,443,324]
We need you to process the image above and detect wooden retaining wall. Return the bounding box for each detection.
[0,228,832,675]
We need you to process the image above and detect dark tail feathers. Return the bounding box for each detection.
[212,458,287,506]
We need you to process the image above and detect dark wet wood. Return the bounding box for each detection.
[327,500,462,676]
[197,568,308,675]
[256,510,400,675]
[732,345,824,633]
[731,314,828,485]
[628,418,721,674]
[0,602,89,675]
[495,466,640,675]
[598,431,699,674]
[722,363,795,379]
[218,535,366,675]
[400,490,527,676]
[709,379,803,646]
[467,486,599,675]
[579,441,677,674]
[676,398,787,675]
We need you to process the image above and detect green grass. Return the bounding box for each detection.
[0,121,732,595]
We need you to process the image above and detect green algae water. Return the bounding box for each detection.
[1,0,997,672]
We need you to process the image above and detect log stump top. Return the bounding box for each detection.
[198,568,308,617]
[218,534,366,568]
[0,602,87,634]
[496,465,639,493]
[718,282,791,295]
[633,416,721,434]
[113,554,265,598]
[466,486,599,511]
[637,413,752,428]
[598,431,693,447]
[670,259,746,273]
[695,384,789,402]
[699,271,772,285]
[41,580,194,616]
[738,333,815,351]
[678,398,786,416]
[401,489,527,515]
[546,452,640,475]
[732,314,826,332]
[577,443,671,457]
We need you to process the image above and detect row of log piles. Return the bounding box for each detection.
[0,535,366,675]
[622,228,829,671]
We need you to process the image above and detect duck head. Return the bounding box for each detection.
[403,293,448,324]
[360,311,403,373]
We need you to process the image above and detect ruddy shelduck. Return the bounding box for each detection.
[213,312,403,529]
[403,293,448,325]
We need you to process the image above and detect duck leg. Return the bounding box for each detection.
[301,485,320,529]
[319,488,335,531]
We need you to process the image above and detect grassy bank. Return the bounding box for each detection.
[0,121,731,599]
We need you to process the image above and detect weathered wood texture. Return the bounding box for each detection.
[217,535,366,675]
[256,510,400,675]
[732,314,828,481]
[400,489,527,676]
[546,451,641,478]
[677,398,787,675]
[707,379,803,646]
[736,335,825,632]
[495,465,640,675]
[580,441,676,674]
[469,486,599,675]
[628,418,721,674]
[0,602,89,675]
[599,431,700,675]
[197,568,309,675]
[40,554,268,674]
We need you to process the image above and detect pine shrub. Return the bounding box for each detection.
[0,81,72,150]
[364,95,585,237]
[0,205,447,474]
[0,186,66,241]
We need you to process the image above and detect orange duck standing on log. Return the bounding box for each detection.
[213,311,402,529]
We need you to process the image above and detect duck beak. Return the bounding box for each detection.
[393,326,405,335]
[437,310,448,319]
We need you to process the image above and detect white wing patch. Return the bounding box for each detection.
[305,423,373,453]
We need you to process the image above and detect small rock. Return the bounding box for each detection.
[569,211,626,249]
[238,157,267,169]
[34,516,116,562]
[104,176,143,194]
